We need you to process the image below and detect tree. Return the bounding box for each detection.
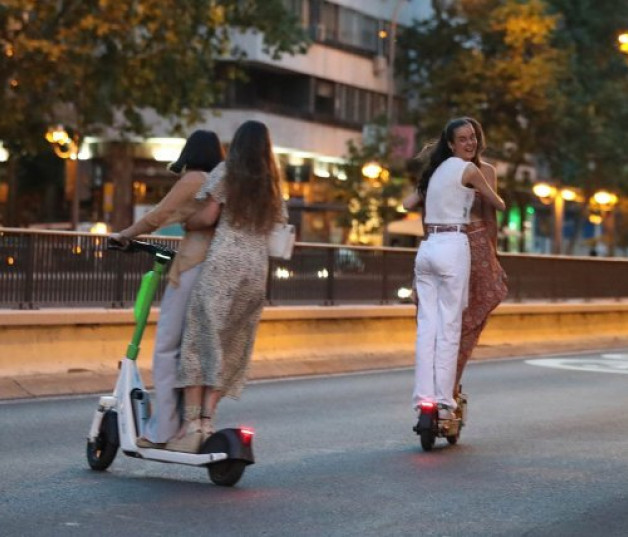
[333,123,406,245]
[398,0,569,251]
[543,0,628,254]
[0,0,309,226]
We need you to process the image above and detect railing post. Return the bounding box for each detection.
[325,247,335,306]
[113,251,125,308]
[22,233,36,309]
[381,249,389,304]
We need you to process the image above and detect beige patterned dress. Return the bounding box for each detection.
[177,163,269,398]
[455,199,508,386]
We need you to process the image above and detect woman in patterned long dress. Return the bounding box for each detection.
[455,118,508,391]
[166,120,284,453]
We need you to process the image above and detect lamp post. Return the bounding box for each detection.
[532,182,564,254]
[591,190,619,256]
[386,0,410,128]
[45,125,80,230]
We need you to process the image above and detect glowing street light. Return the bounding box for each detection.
[532,182,557,201]
[592,190,618,209]
[559,188,579,202]
[619,32,628,54]
[45,125,80,229]
[361,161,383,180]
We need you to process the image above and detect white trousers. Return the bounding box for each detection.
[143,265,201,443]
[412,232,470,410]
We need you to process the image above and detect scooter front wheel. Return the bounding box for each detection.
[86,410,119,471]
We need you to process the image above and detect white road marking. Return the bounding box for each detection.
[526,355,628,375]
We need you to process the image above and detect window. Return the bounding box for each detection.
[282,0,308,25]
[317,2,380,53]
[314,80,335,117]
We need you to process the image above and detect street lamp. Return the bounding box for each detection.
[361,161,383,181]
[618,32,628,54]
[534,182,620,255]
[45,125,80,230]
[590,190,619,255]
[533,182,564,254]
[361,161,390,188]
[592,190,618,208]
[386,0,411,128]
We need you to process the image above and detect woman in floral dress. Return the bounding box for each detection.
[454,118,508,391]
[166,120,285,453]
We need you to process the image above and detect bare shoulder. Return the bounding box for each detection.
[179,170,206,186]
[479,161,497,185]
[479,160,496,174]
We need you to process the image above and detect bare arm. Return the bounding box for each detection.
[109,172,203,246]
[463,163,505,212]
[185,198,221,231]
[479,162,500,245]
[402,189,422,211]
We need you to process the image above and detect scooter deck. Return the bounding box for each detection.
[129,448,229,466]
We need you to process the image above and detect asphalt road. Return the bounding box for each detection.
[2,350,628,537]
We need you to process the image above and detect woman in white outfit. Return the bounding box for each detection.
[110,130,224,448]
[407,118,505,418]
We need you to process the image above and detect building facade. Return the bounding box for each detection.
[73,0,431,242]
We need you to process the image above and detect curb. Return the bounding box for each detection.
[2,337,628,402]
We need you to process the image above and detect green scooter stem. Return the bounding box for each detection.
[125,257,168,360]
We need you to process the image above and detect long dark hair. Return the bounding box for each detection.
[418,117,473,197]
[224,120,282,234]
[463,116,486,167]
[168,130,224,174]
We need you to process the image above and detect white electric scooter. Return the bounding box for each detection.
[86,239,255,486]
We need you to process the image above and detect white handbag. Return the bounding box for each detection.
[268,223,296,260]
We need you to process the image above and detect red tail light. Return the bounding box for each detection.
[420,401,436,411]
[239,427,255,445]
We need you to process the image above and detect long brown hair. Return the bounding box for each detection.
[224,120,282,234]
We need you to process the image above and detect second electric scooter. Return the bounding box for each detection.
[86,239,255,486]
[413,389,468,452]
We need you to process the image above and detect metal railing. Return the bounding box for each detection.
[0,228,627,309]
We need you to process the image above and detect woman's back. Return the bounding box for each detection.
[424,157,475,225]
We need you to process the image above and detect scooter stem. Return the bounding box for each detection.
[126,254,169,360]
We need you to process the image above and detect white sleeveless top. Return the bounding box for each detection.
[424,157,475,225]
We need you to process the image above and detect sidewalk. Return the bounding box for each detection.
[3,337,628,401]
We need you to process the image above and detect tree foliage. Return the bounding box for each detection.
[397,0,628,251]
[0,0,309,154]
[398,0,628,187]
[334,123,406,245]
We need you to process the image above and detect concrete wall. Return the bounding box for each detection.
[2,302,628,377]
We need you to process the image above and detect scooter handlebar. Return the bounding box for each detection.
[107,238,176,259]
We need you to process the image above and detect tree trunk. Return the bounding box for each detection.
[107,142,134,231]
[5,156,18,227]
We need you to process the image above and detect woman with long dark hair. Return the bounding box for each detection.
[110,130,224,448]
[404,118,505,419]
[166,120,285,453]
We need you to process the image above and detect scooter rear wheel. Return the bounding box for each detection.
[420,430,436,452]
[208,460,246,487]
[86,410,119,471]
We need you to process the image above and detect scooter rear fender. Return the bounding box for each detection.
[202,428,255,465]
[418,411,436,431]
